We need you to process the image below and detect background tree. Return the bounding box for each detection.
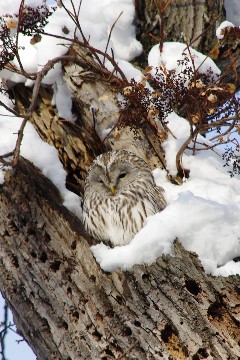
[0,1,240,359]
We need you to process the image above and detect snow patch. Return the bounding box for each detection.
[216,20,235,39]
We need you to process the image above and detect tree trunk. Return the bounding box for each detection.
[0,1,240,359]
[135,0,225,66]
[0,158,239,360]
[135,0,239,86]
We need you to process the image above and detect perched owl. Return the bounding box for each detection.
[83,150,166,246]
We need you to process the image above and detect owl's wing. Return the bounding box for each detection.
[155,186,167,210]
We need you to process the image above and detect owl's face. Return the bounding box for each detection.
[87,160,138,196]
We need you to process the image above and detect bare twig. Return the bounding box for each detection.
[215,53,240,84]
[73,0,83,38]
[185,41,197,83]
[176,128,198,176]
[59,0,87,43]
[202,114,239,130]
[12,118,28,167]
[0,100,19,117]
[209,119,238,142]
[15,0,29,77]
[153,0,173,52]
[0,304,9,360]
[103,11,123,66]
[42,31,128,82]
[0,54,78,167]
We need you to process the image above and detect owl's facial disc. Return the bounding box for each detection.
[108,162,137,193]
[91,170,115,196]
[89,161,137,196]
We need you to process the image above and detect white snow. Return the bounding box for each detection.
[52,76,75,120]
[0,0,239,279]
[216,20,235,40]
[0,91,82,217]
[0,0,142,115]
[148,42,221,80]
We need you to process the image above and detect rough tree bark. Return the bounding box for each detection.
[0,1,239,359]
[135,0,239,84]
[0,158,240,359]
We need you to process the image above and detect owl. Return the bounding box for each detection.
[83,150,166,246]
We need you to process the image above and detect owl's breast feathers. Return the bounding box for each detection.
[83,183,165,246]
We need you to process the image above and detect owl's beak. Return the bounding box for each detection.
[109,183,116,195]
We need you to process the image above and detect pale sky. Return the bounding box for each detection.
[0,293,36,360]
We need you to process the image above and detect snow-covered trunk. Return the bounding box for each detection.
[0,158,239,360]
[136,0,225,65]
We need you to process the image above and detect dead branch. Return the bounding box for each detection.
[176,128,198,177]
[42,31,129,83]
[103,11,123,66]
[0,304,8,360]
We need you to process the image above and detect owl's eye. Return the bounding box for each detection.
[99,178,104,184]
[119,173,126,179]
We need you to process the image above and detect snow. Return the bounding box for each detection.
[0,0,239,286]
[0,0,142,115]
[92,113,240,276]
[148,42,221,81]
[0,91,82,217]
[52,77,75,120]
[216,20,235,40]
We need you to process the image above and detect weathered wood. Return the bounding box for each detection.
[0,159,239,359]
[13,45,167,196]
[14,83,104,196]
[62,47,167,171]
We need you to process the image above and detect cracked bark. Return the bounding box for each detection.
[0,159,239,359]
[135,0,240,86]
[135,0,225,65]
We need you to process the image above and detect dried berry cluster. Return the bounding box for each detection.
[118,53,239,176]
[0,4,55,70]
[120,55,238,140]
[222,145,240,177]
[0,23,15,70]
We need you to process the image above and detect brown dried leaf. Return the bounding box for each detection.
[218,135,224,143]
[225,83,236,94]
[209,46,220,60]
[189,79,205,89]
[158,129,167,140]
[207,108,216,115]
[190,113,201,124]
[207,94,218,103]
[6,19,18,29]
[30,34,42,45]
[123,86,133,96]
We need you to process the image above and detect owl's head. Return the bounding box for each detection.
[85,150,153,196]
